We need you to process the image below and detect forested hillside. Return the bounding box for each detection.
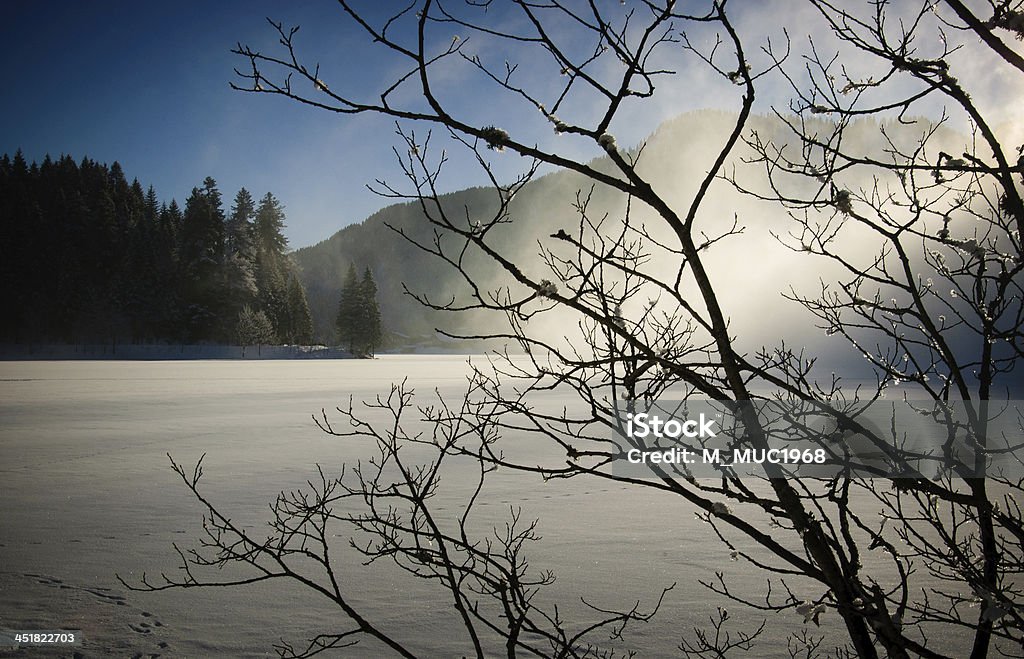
[293,185,499,344]
[291,110,938,355]
[292,111,768,345]
[0,151,311,345]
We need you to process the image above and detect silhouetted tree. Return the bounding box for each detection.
[136,2,1024,656]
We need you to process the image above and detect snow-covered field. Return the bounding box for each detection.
[0,358,961,657]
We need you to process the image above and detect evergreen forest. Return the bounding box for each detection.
[0,150,312,346]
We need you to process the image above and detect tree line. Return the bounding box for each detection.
[0,150,312,346]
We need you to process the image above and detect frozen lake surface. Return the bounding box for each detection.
[0,358,958,656]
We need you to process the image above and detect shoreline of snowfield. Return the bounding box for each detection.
[0,340,495,361]
[0,344,351,361]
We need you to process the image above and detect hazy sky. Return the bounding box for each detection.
[2,2,1019,249]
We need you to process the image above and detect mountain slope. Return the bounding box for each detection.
[290,110,959,365]
[292,111,748,345]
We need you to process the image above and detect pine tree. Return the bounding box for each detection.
[226,188,256,258]
[254,192,288,256]
[255,256,286,344]
[286,271,314,344]
[124,180,158,341]
[117,178,150,341]
[153,200,181,338]
[144,185,160,225]
[0,151,31,341]
[163,199,183,238]
[179,178,227,341]
[335,265,383,356]
[222,188,259,334]
[236,304,276,347]
[253,192,291,340]
[180,180,226,270]
[356,267,383,356]
[335,265,360,353]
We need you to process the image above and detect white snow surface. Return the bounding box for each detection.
[0,358,966,657]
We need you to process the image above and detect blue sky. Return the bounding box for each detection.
[0,2,742,249]
[2,2,1017,249]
